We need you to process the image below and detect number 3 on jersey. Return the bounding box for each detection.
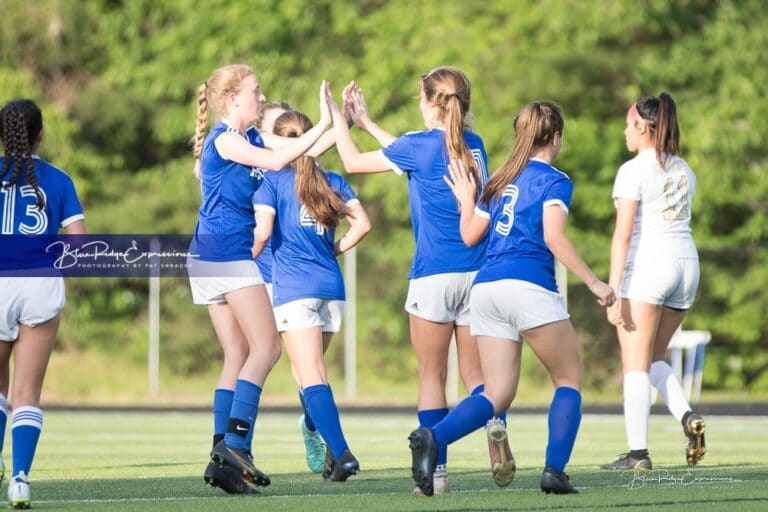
[300,205,325,235]
[1,182,48,235]
[494,184,519,236]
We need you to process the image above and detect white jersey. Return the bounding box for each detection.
[612,148,698,262]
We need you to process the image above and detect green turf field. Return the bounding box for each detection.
[10,411,768,511]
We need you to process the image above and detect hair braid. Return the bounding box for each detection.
[1,102,43,208]
[192,82,208,178]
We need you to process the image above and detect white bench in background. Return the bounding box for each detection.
[666,329,712,403]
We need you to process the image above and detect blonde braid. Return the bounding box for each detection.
[192,82,208,178]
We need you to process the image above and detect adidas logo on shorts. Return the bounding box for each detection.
[411,302,418,310]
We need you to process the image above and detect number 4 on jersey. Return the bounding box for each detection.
[300,205,325,235]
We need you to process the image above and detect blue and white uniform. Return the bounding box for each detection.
[380,128,489,323]
[188,123,266,304]
[252,168,359,332]
[470,158,572,341]
[612,148,699,309]
[0,155,84,340]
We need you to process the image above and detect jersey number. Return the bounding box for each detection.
[300,205,325,235]
[0,182,48,235]
[662,176,689,221]
[494,185,519,236]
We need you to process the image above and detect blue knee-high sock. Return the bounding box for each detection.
[11,406,43,478]
[472,384,507,424]
[418,408,449,465]
[299,390,317,432]
[545,387,582,473]
[302,384,348,459]
[213,388,234,445]
[224,380,262,450]
[0,394,7,455]
[432,394,494,449]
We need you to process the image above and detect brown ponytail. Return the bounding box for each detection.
[420,67,480,186]
[0,99,44,209]
[192,82,207,178]
[481,101,563,205]
[635,91,680,168]
[273,110,348,229]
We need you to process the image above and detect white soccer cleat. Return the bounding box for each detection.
[8,471,30,509]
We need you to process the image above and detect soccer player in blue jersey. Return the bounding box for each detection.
[252,110,370,481]
[0,99,86,509]
[188,64,331,494]
[254,100,328,475]
[408,101,615,496]
[601,93,705,471]
[327,68,514,492]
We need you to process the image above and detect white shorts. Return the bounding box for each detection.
[0,277,66,341]
[470,279,570,342]
[187,259,264,305]
[273,298,345,333]
[620,257,699,309]
[404,272,477,325]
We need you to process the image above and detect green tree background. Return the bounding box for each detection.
[1,0,766,403]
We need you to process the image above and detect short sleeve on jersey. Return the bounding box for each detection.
[252,173,277,215]
[330,173,358,204]
[381,135,417,175]
[612,163,642,201]
[59,174,85,227]
[474,203,491,219]
[543,176,573,214]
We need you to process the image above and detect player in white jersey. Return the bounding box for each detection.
[0,99,86,509]
[602,93,706,470]
[253,110,370,482]
[190,64,332,494]
[327,68,513,492]
[408,101,614,496]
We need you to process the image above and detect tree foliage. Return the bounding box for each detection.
[1,0,766,393]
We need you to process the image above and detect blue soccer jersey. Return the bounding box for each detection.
[252,169,358,306]
[0,156,84,237]
[254,239,272,284]
[381,128,489,279]
[0,156,84,270]
[191,123,266,262]
[474,159,573,293]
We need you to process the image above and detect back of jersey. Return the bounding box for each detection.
[0,156,83,270]
[613,149,697,261]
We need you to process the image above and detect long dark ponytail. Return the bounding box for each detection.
[635,92,679,168]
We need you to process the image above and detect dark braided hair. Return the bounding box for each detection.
[0,99,45,209]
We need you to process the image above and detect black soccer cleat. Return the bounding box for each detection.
[324,449,360,482]
[540,466,579,494]
[408,428,438,497]
[204,460,258,494]
[600,452,653,470]
[322,445,334,480]
[210,441,271,487]
[684,413,706,466]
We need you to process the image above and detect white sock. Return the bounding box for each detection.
[623,371,650,451]
[649,361,691,422]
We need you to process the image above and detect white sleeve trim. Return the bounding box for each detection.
[377,149,404,176]
[60,213,85,227]
[543,199,569,214]
[253,204,276,215]
[345,198,361,207]
[474,206,491,219]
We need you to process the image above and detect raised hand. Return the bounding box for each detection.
[318,80,332,128]
[345,82,372,129]
[443,159,477,209]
